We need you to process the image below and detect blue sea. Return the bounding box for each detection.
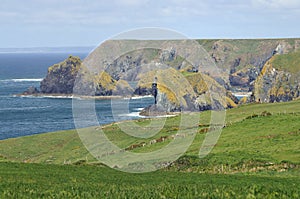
[0,52,153,140]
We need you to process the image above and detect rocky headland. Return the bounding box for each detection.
[21,38,300,114]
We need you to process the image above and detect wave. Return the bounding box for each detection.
[15,95,75,99]
[130,95,153,100]
[0,78,43,82]
[118,111,176,118]
[0,106,51,111]
[133,107,145,111]
[118,112,145,118]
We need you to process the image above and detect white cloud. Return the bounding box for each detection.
[251,0,300,9]
[115,0,149,6]
[1,0,300,47]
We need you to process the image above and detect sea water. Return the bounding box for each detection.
[0,52,153,140]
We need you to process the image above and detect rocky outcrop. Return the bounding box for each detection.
[253,51,300,103]
[39,56,133,96]
[40,56,82,94]
[21,86,40,95]
[135,68,237,112]
[229,66,260,91]
[102,48,191,82]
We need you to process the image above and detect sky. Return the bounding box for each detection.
[1,0,300,48]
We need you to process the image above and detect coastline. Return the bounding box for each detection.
[14,93,153,100]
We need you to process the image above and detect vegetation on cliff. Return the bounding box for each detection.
[254,50,300,103]
[136,68,237,111]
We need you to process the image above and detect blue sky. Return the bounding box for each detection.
[1,0,300,47]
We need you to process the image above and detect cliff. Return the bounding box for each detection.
[23,38,300,108]
[39,56,133,96]
[253,51,300,102]
[135,68,237,112]
[85,39,300,93]
[40,56,82,94]
[197,39,300,92]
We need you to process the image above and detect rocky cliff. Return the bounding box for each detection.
[135,68,238,112]
[197,39,300,92]
[40,56,82,94]
[39,56,133,96]
[23,38,300,109]
[85,39,300,93]
[253,50,300,103]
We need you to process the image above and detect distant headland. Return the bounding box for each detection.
[19,39,300,113]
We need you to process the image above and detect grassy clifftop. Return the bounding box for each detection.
[272,50,300,74]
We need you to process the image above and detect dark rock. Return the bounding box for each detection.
[139,105,170,116]
[40,56,82,94]
[133,87,151,96]
[22,86,40,95]
[38,55,133,96]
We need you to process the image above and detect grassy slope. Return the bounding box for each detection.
[272,50,300,74]
[0,100,300,198]
[0,100,299,168]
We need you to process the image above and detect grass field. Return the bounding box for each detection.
[0,162,299,198]
[0,100,300,198]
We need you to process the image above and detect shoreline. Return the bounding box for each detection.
[14,93,153,100]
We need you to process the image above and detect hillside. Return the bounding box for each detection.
[1,100,299,174]
[1,100,300,198]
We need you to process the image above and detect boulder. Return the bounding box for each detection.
[22,86,40,95]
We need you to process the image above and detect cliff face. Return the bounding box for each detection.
[104,48,192,82]
[135,68,237,112]
[35,39,300,108]
[253,51,300,103]
[40,56,82,94]
[85,39,300,93]
[40,56,133,96]
[197,39,300,92]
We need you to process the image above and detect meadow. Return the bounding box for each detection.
[0,100,300,198]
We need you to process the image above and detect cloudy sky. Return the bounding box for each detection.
[1,0,300,47]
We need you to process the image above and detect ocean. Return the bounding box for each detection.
[0,52,153,140]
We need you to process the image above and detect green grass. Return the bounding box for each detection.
[0,162,299,198]
[1,100,300,168]
[1,100,300,197]
[272,50,300,74]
